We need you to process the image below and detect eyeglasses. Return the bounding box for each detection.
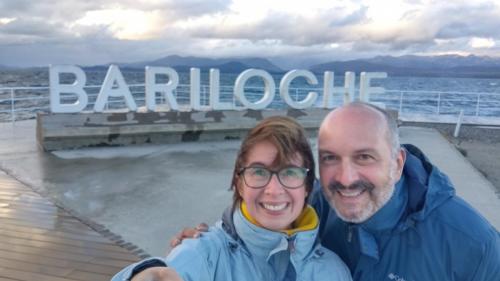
[238,166,309,189]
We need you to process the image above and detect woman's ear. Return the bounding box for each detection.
[235,175,244,196]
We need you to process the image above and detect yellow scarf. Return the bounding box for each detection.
[240,201,318,236]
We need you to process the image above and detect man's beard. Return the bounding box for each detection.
[325,168,396,223]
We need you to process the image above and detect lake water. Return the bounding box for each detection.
[1,68,500,122]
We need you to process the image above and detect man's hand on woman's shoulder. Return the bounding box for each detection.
[131,267,182,281]
[169,223,209,249]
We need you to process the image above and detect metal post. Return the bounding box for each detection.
[437,92,441,114]
[398,91,403,114]
[202,85,206,106]
[453,110,464,138]
[10,88,15,124]
[475,93,480,117]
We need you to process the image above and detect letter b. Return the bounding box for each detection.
[49,65,88,113]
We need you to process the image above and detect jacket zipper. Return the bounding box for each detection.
[288,237,296,253]
[347,224,354,243]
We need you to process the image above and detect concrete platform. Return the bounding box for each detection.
[36,109,331,151]
[0,119,499,258]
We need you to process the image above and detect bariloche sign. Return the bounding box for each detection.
[49,65,387,113]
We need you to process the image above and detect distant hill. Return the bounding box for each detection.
[0,64,17,70]
[310,55,500,78]
[65,54,500,78]
[119,55,284,73]
[366,54,500,69]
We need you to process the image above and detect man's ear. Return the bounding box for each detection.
[395,148,406,179]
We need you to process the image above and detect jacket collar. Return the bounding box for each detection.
[233,207,289,261]
[402,144,455,221]
[360,176,408,234]
[240,202,319,236]
[351,177,408,260]
[221,205,319,262]
[349,144,456,261]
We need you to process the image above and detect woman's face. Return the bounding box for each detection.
[237,141,308,231]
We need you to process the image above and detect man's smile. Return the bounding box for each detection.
[328,180,375,199]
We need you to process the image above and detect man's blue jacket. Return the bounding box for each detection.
[311,144,500,281]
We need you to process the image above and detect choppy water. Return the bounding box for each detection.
[1,68,500,122]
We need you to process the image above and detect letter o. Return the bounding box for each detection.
[234,69,276,110]
[280,70,318,109]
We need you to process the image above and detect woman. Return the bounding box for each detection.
[112,116,351,281]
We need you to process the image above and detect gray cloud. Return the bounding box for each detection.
[0,18,67,38]
[182,1,499,53]
[187,6,368,46]
[433,3,500,39]
[0,0,231,17]
[329,6,369,27]
[0,0,499,67]
[0,0,100,20]
[0,0,231,39]
[100,0,232,16]
[338,1,500,54]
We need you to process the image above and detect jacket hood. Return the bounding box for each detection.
[402,144,455,221]
[221,206,239,241]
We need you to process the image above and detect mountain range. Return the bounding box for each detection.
[309,55,500,78]
[114,54,500,78]
[88,55,284,73]
[3,54,500,78]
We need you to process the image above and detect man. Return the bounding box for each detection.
[141,102,500,280]
[313,102,499,280]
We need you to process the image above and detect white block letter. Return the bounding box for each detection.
[359,72,387,102]
[342,72,356,104]
[189,68,204,111]
[234,69,275,110]
[94,65,137,112]
[210,69,233,110]
[49,65,88,113]
[322,71,355,108]
[280,70,318,109]
[145,66,179,111]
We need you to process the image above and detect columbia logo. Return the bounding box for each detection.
[388,273,407,281]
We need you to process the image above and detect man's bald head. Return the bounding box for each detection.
[320,102,400,158]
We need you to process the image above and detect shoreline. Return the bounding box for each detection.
[402,121,500,196]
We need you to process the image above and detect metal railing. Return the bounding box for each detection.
[1,84,500,124]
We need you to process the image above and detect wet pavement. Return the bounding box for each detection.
[0,168,141,281]
[0,120,499,257]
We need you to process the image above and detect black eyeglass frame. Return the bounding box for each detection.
[238,166,310,189]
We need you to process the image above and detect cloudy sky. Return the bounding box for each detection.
[0,0,499,68]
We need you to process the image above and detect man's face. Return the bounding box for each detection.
[318,107,404,223]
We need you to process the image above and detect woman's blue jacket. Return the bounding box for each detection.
[112,206,352,281]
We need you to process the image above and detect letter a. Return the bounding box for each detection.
[94,65,137,112]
